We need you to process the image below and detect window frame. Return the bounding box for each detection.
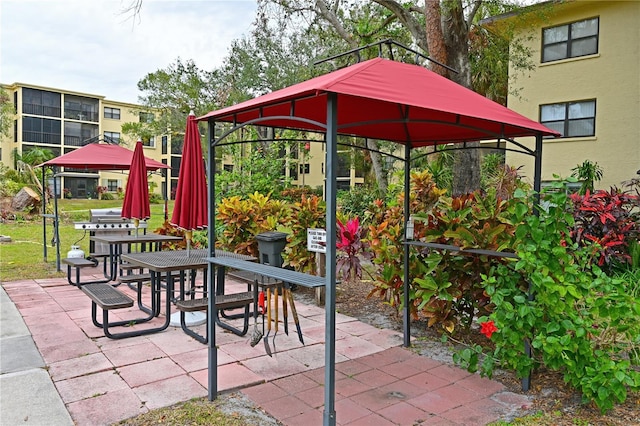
[542,17,599,63]
[104,131,121,143]
[540,99,596,138]
[106,179,120,192]
[142,136,155,148]
[104,107,121,120]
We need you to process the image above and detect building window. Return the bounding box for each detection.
[106,179,119,191]
[540,99,596,138]
[22,88,61,118]
[104,107,121,120]
[162,135,168,155]
[64,95,99,122]
[299,163,310,174]
[104,131,120,143]
[142,136,155,147]
[64,122,99,146]
[542,17,599,63]
[22,117,61,144]
[171,134,183,154]
[170,156,181,178]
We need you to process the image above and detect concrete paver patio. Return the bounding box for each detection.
[1,266,531,425]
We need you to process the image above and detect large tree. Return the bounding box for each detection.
[125,0,535,195]
[121,58,220,142]
[261,0,533,195]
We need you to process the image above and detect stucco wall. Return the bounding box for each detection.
[506,0,640,189]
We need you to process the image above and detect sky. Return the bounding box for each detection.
[0,0,257,104]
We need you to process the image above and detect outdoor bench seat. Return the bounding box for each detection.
[81,283,159,339]
[175,292,254,343]
[117,273,152,284]
[62,257,110,287]
[82,283,134,310]
[89,252,109,258]
[119,263,144,272]
[117,270,182,284]
[175,292,254,312]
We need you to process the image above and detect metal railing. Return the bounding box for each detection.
[22,103,61,118]
[22,131,61,145]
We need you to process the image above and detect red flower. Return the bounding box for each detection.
[480,320,498,338]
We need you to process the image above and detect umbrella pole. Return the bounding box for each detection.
[186,230,192,256]
[134,219,139,239]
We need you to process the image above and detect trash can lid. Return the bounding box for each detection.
[255,231,288,241]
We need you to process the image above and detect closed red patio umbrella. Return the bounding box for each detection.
[171,111,208,255]
[121,140,150,237]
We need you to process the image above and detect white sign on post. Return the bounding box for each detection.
[307,228,326,253]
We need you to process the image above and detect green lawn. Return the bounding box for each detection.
[1,199,173,282]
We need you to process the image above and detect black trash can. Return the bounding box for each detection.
[255,231,288,267]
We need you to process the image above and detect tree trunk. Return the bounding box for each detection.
[425,0,448,77]
[441,0,481,195]
[12,186,40,211]
[366,138,387,195]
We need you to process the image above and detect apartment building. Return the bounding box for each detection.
[484,0,640,189]
[0,83,172,199]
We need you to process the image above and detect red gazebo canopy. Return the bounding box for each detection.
[198,57,559,144]
[40,143,169,171]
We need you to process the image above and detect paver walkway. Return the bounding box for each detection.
[1,267,531,425]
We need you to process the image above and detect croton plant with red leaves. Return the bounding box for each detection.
[336,217,371,282]
[569,187,639,268]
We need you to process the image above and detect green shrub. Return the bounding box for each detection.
[337,185,380,220]
[149,193,163,204]
[216,192,290,258]
[366,170,447,314]
[279,186,321,202]
[469,184,640,413]
[282,194,325,273]
[414,189,520,331]
[100,192,116,200]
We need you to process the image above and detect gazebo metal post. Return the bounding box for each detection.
[533,133,543,198]
[53,168,61,272]
[323,93,338,426]
[522,132,544,392]
[42,166,48,262]
[164,167,169,221]
[207,120,218,401]
[403,143,411,347]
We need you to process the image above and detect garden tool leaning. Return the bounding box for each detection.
[286,282,304,345]
[272,286,279,351]
[249,288,265,347]
[263,287,272,356]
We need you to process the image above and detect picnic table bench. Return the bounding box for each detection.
[61,257,110,287]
